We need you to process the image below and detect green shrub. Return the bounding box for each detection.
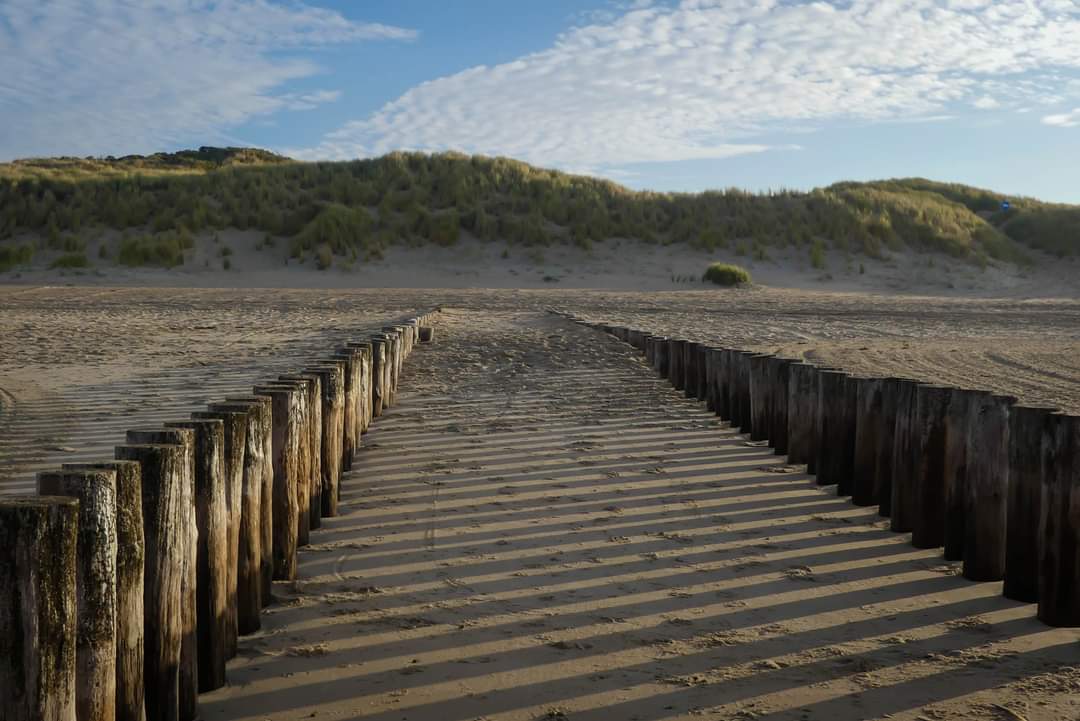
[702,262,752,286]
[0,243,33,271]
[50,252,89,269]
[116,233,190,267]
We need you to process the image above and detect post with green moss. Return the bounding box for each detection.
[125,427,198,721]
[63,461,145,721]
[37,469,118,721]
[1004,405,1058,603]
[113,441,189,721]
[1038,413,1080,626]
[0,496,79,721]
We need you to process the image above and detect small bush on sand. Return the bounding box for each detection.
[702,262,752,287]
[0,243,34,271]
[50,252,89,269]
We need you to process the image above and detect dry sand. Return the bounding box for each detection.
[1,284,1078,720]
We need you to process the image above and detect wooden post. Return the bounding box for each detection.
[124,428,198,721]
[63,461,144,721]
[346,341,373,434]
[963,393,1016,581]
[668,339,686,390]
[851,377,883,505]
[1038,413,1080,626]
[725,350,743,427]
[165,419,228,692]
[737,352,756,434]
[786,362,815,466]
[370,336,388,418]
[215,398,274,609]
[695,344,710,402]
[942,389,988,561]
[419,326,434,343]
[1004,405,1058,603]
[307,362,345,518]
[748,354,773,442]
[331,348,359,472]
[278,374,321,542]
[684,341,701,399]
[654,337,669,377]
[0,496,78,721]
[767,357,792,454]
[381,327,402,406]
[253,385,301,582]
[876,377,902,518]
[889,380,921,533]
[715,349,731,421]
[910,385,952,549]
[113,442,188,721]
[190,410,241,653]
[815,371,851,489]
[704,348,719,412]
[36,469,116,721]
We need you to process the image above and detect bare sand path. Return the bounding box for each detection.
[197,309,1078,721]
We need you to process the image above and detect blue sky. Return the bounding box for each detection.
[2,1,1079,202]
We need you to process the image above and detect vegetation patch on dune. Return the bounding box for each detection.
[0,147,1074,271]
[703,262,752,286]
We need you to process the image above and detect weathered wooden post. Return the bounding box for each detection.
[370,335,388,418]
[164,419,228,692]
[910,385,952,549]
[736,352,756,433]
[278,374,320,540]
[889,380,921,533]
[815,371,852,490]
[684,341,701,399]
[963,393,1016,581]
[725,350,743,427]
[0,496,78,721]
[125,428,197,721]
[873,378,901,518]
[942,388,988,561]
[786,362,815,466]
[748,354,773,442]
[346,340,373,434]
[654,336,669,377]
[331,347,360,472]
[307,361,345,517]
[253,384,301,582]
[851,377,883,505]
[695,344,710,402]
[208,397,273,613]
[36,470,117,721]
[767,357,792,454]
[381,327,403,406]
[63,461,144,721]
[668,339,686,390]
[190,409,242,651]
[1004,405,1059,603]
[113,441,188,721]
[704,348,719,412]
[1038,412,1080,626]
[715,349,732,421]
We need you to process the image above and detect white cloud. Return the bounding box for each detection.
[293,0,1080,170]
[1043,109,1080,127]
[0,1,414,159]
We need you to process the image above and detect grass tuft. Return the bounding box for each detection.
[703,262,752,287]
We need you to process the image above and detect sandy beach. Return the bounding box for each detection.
[1,280,1078,720]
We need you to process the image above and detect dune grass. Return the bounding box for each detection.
[703,262,752,286]
[0,148,1073,270]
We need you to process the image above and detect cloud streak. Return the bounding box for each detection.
[294,0,1080,170]
[0,0,415,159]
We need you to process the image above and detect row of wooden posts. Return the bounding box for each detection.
[555,312,1079,629]
[0,311,439,721]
